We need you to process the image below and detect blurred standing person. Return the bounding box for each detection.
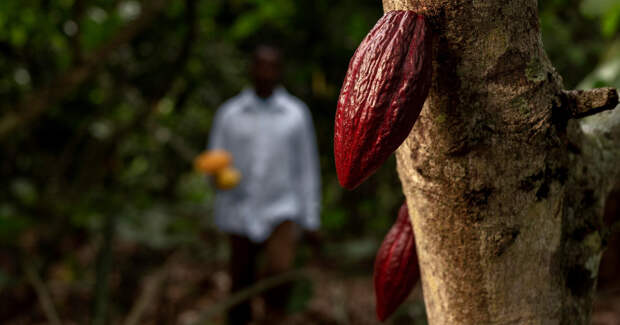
[207,45,321,325]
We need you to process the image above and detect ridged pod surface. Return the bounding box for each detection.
[374,202,420,321]
[334,11,432,189]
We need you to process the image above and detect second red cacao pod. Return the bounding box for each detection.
[335,11,433,190]
[374,202,420,321]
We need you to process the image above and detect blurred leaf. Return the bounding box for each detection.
[601,4,620,38]
[287,278,313,313]
[176,172,213,203]
[81,7,123,50]
[322,207,347,232]
[11,179,37,206]
[580,0,619,17]
[0,209,30,243]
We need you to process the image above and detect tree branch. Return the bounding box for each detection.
[567,95,620,231]
[122,255,175,325]
[190,269,309,324]
[0,0,170,140]
[562,87,619,119]
[22,257,63,325]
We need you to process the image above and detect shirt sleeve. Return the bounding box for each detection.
[296,105,321,230]
[207,105,228,150]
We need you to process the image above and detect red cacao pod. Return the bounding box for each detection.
[374,202,420,321]
[335,11,432,189]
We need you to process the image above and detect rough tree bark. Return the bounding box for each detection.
[382,0,620,324]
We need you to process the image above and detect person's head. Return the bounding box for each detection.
[250,44,282,98]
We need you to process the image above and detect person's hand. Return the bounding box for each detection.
[194,150,241,190]
[193,150,232,174]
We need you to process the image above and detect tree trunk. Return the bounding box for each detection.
[382,0,620,324]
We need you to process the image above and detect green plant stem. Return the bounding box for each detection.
[92,215,116,325]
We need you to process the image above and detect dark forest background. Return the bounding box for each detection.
[1,0,619,324]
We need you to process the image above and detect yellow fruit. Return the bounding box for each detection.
[215,167,241,190]
[194,150,232,174]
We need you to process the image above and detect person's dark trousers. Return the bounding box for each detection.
[228,234,259,325]
[227,221,297,325]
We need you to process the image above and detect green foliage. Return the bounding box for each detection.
[540,0,620,88]
[0,0,614,257]
[581,0,620,38]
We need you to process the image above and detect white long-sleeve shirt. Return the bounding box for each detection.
[208,86,321,243]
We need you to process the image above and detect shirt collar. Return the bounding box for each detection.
[242,86,286,113]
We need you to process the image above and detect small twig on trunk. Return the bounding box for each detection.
[190,269,309,325]
[561,87,619,119]
[22,257,63,325]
